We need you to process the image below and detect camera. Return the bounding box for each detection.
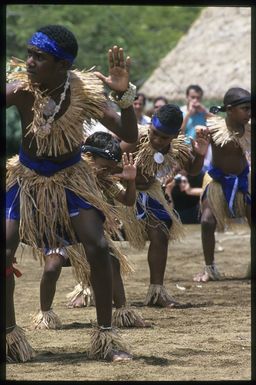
[209,105,222,114]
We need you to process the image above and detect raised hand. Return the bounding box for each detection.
[190,125,210,157]
[112,153,136,181]
[94,45,130,93]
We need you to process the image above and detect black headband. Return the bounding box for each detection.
[224,96,251,108]
[82,145,122,162]
[210,96,251,114]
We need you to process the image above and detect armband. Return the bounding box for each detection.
[109,82,136,109]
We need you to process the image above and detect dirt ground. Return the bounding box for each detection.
[6,223,251,381]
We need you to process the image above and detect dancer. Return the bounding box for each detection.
[193,87,251,282]
[33,132,147,329]
[6,24,138,362]
[119,104,210,307]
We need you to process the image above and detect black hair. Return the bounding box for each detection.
[84,131,122,162]
[153,96,168,105]
[134,92,147,106]
[37,25,78,59]
[223,87,251,107]
[156,103,183,130]
[210,87,251,114]
[186,84,203,97]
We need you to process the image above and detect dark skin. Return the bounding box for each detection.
[6,43,137,361]
[6,46,137,160]
[193,102,251,282]
[120,124,209,307]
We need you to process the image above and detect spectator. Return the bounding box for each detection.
[180,85,213,171]
[153,96,168,113]
[146,96,168,118]
[133,92,151,125]
[164,169,204,224]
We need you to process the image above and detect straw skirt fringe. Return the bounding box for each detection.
[202,178,248,231]
[66,283,95,307]
[6,325,35,362]
[112,306,145,328]
[143,284,175,306]
[88,327,130,360]
[31,309,62,330]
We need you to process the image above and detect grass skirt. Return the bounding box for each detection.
[203,179,248,231]
[6,155,124,283]
[119,180,184,249]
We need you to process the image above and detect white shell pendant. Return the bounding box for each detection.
[153,152,164,164]
[43,98,57,117]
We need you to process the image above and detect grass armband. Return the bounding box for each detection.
[109,82,136,109]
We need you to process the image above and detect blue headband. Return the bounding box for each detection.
[151,115,180,135]
[82,145,122,162]
[28,32,75,64]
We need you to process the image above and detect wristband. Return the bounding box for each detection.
[109,82,136,109]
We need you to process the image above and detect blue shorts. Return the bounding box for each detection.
[6,183,105,221]
[136,192,172,228]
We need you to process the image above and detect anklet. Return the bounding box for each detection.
[6,324,16,330]
[99,326,112,331]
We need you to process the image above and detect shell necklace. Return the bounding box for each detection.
[41,71,70,134]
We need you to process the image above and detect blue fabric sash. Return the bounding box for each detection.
[19,147,81,176]
[136,191,172,226]
[208,165,250,216]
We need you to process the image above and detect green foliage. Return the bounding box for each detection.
[6,4,204,151]
[6,5,203,85]
[6,107,22,156]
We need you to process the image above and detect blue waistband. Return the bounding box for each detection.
[208,164,249,216]
[19,147,81,177]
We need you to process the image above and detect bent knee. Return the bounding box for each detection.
[85,237,109,260]
[43,260,62,277]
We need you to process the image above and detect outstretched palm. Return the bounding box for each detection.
[94,45,130,92]
[113,152,136,181]
[190,126,210,156]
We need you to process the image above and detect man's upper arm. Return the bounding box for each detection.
[119,140,137,154]
[98,102,121,136]
[6,82,21,108]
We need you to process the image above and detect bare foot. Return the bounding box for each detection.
[193,271,211,283]
[67,293,86,308]
[193,265,221,282]
[133,317,152,328]
[106,349,133,362]
[149,295,181,308]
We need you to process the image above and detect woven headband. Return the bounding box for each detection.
[82,145,122,162]
[151,114,180,135]
[28,32,75,64]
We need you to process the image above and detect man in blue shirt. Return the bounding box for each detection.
[180,84,213,171]
[180,84,212,141]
